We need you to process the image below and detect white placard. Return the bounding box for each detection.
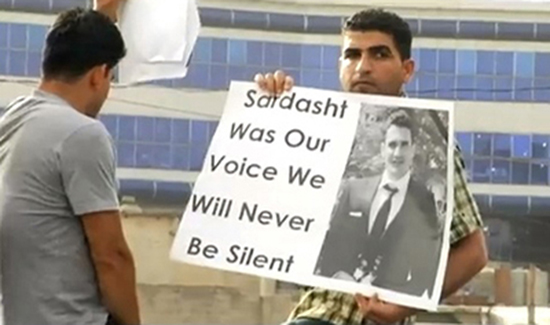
[170,81,455,311]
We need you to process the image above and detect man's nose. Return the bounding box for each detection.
[356,53,373,73]
[393,145,404,156]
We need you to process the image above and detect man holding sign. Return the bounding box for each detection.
[254,8,487,325]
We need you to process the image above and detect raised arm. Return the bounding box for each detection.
[94,0,126,22]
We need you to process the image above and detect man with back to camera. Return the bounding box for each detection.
[315,112,442,300]
[0,1,140,324]
[254,8,488,325]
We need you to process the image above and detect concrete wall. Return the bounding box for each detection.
[122,213,299,324]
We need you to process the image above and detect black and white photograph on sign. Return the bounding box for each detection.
[314,104,450,301]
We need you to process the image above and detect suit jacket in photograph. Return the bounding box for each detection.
[316,173,442,298]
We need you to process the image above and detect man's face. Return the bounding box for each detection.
[381,125,415,180]
[339,30,414,96]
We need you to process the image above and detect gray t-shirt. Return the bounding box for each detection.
[0,89,119,325]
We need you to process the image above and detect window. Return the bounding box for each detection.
[473,133,492,156]
[456,132,472,156]
[531,162,549,185]
[512,135,531,158]
[511,161,530,185]
[472,158,491,183]
[491,159,511,184]
[493,134,511,157]
[532,135,549,159]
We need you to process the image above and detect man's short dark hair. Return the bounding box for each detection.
[384,111,416,143]
[343,8,412,61]
[42,7,126,81]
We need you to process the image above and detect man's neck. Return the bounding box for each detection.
[382,170,411,184]
[38,80,87,115]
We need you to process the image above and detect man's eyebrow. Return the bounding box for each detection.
[367,45,392,52]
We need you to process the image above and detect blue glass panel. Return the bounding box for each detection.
[493,134,511,157]
[27,52,41,77]
[491,159,510,184]
[116,143,135,167]
[136,116,154,142]
[473,133,492,156]
[512,135,531,158]
[153,145,172,169]
[535,53,550,77]
[437,49,455,74]
[155,118,172,143]
[419,49,437,73]
[171,119,190,145]
[511,161,529,184]
[418,74,436,95]
[228,39,246,65]
[209,65,228,89]
[472,158,491,183]
[457,50,476,75]
[456,132,472,155]
[532,134,549,158]
[28,25,45,52]
[515,52,534,78]
[119,116,136,141]
[322,45,340,70]
[0,22,7,48]
[531,162,549,185]
[282,43,302,68]
[494,77,513,101]
[264,42,281,67]
[437,75,455,99]
[534,78,550,102]
[190,145,207,171]
[321,71,339,90]
[246,41,263,66]
[476,50,495,75]
[228,65,247,82]
[9,24,27,49]
[211,38,228,63]
[172,145,189,170]
[514,77,533,102]
[99,115,118,139]
[301,70,322,88]
[496,52,514,76]
[192,38,212,63]
[136,144,155,168]
[456,76,474,100]
[302,44,322,69]
[191,120,209,144]
[475,77,494,101]
[8,50,26,76]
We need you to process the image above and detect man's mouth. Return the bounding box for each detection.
[390,160,404,167]
[353,80,376,87]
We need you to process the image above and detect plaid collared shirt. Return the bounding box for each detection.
[286,141,484,325]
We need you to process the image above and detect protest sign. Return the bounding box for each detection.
[170,81,455,311]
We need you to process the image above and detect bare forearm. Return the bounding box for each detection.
[441,229,488,299]
[95,250,140,325]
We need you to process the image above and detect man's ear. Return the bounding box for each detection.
[89,64,108,89]
[402,59,415,84]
